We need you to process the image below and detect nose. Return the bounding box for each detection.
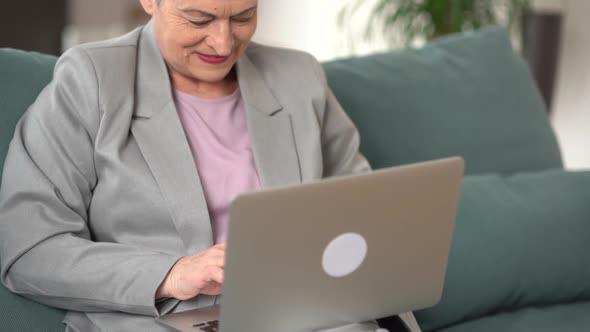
[206,20,234,56]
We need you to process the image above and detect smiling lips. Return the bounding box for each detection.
[196,52,229,64]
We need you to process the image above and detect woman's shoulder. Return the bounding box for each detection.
[245,42,321,72]
[243,42,326,93]
[46,27,146,126]
[56,26,143,73]
[69,26,142,54]
[246,42,317,60]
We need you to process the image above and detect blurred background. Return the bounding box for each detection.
[1,0,587,169]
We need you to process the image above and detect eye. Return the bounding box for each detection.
[232,10,256,24]
[232,17,253,24]
[189,19,212,28]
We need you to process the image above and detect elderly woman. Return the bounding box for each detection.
[0,0,420,331]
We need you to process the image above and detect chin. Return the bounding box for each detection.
[193,74,227,84]
[191,69,233,83]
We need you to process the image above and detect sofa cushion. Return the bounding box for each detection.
[438,301,590,332]
[0,48,57,177]
[415,170,590,331]
[323,27,563,175]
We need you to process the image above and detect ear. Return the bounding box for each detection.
[139,0,157,16]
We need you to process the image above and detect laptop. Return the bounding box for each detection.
[157,157,464,332]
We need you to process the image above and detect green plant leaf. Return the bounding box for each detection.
[339,0,530,48]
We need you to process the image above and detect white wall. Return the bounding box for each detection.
[253,0,388,61]
[254,1,312,51]
[551,0,590,169]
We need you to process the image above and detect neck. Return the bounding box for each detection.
[170,68,238,99]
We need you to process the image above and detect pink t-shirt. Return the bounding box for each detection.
[174,88,261,244]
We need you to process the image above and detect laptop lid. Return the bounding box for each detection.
[217,157,464,332]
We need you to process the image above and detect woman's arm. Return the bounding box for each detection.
[0,47,181,316]
[308,56,372,177]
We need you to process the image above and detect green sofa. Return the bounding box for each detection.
[1,27,589,331]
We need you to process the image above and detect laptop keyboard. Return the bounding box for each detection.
[193,320,219,332]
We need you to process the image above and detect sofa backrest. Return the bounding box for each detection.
[0,49,58,177]
[323,27,563,175]
[323,30,590,332]
[0,48,65,331]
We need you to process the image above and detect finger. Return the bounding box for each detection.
[201,281,223,296]
[191,244,225,258]
[206,256,225,268]
[207,266,224,285]
[204,248,226,261]
[213,243,226,251]
[202,249,226,262]
[208,245,226,255]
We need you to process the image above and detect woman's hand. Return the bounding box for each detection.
[156,243,226,301]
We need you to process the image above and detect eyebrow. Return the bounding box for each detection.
[180,5,257,18]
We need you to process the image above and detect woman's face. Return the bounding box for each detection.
[141,0,258,88]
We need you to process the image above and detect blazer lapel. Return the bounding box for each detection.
[129,23,302,254]
[132,22,213,253]
[236,55,302,188]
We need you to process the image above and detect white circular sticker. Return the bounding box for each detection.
[322,233,368,278]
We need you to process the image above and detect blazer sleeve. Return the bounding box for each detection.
[308,56,372,177]
[0,47,181,316]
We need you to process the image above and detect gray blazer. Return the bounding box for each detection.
[0,22,419,332]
